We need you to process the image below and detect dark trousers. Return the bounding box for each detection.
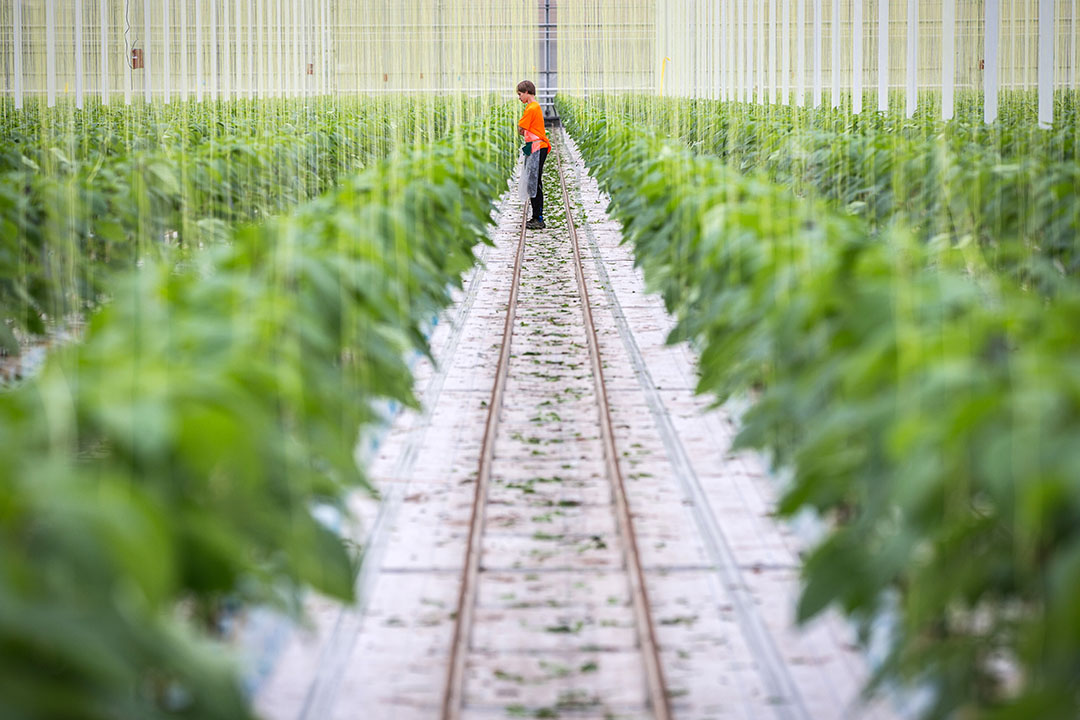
[530,147,548,221]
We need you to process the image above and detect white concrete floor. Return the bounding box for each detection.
[252,128,897,720]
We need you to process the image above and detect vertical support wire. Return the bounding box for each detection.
[1038,0,1055,128]
[985,0,1000,123]
[14,0,22,110]
[905,0,917,117]
[853,0,863,113]
[942,0,955,120]
[878,0,889,112]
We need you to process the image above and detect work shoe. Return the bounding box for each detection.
[525,218,546,230]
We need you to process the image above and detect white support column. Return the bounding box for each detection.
[257,0,265,98]
[222,0,231,98]
[13,0,22,110]
[769,0,777,103]
[75,0,84,109]
[124,0,132,104]
[797,0,806,106]
[747,0,755,101]
[144,0,152,103]
[782,0,791,104]
[984,0,999,123]
[853,0,863,113]
[905,0,917,117]
[736,0,744,101]
[878,0,889,112]
[813,0,822,106]
[163,0,171,102]
[46,0,56,107]
[942,0,955,119]
[181,0,189,101]
[276,0,284,98]
[196,0,204,102]
[831,0,840,108]
[249,0,256,99]
[724,0,732,100]
[1038,0,1056,128]
[757,0,765,103]
[294,0,302,97]
[210,0,218,101]
[100,0,108,104]
[235,0,243,98]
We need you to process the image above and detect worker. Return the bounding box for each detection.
[516,80,551,230]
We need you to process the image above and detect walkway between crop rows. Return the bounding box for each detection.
[254,129,896,720]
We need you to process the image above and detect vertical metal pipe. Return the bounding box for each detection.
[796,0,805,106]
[905,0,917,117]
[163,0,171,102]
[14,0,23,110]
[878,0,888,112]
[853,0,863,113]
[942,0,955,119]
[100,0,108,104]
[76,0,85,108]
[984,0,999,122]
[196,0,203,102]
[181,0,189,100]
[831,0,839,108]
[769,0,777,103]
[144,0,152,102]
[210,0,218,100]
[812,0,822,106]
[1038,0,1055,128]
[782,0,790,104]
[46,0,57,107]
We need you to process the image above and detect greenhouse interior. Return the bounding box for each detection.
[1,1,1079,719]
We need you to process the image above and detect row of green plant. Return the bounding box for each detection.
[578,91,1080,287]
[0,104,517,719]
[559,96,1080,720]
[0,95,494,350]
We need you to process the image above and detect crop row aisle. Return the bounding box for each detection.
[3,2,1079,720]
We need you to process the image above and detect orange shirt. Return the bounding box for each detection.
[518,101,551,151]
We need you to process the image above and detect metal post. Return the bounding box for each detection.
[196,0,204,102]
[942,0,955,119]
[222,0,230,97]
[257,0,265,97]
[13,0,22,110]
[100,0,108,103]
[236,0,243,98]
[46,0,56,107]
[878,0,888,112]
[210,0,218,101]
[769,0,777,103]
[796,0,805,106]
[75,0,84,108]
[181,0,188,100]
[853,0,863,113]
[144,0,152,102]
[1038,0,1055,128]
[813,0,822,106]
[782,0,790,104]
[757,0,765,103]
[831,0,840,108]
[984,0,999,123]
[164,0,171,102]
[905,0,917,117]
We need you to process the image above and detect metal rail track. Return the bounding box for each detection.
[441,137,672,719]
